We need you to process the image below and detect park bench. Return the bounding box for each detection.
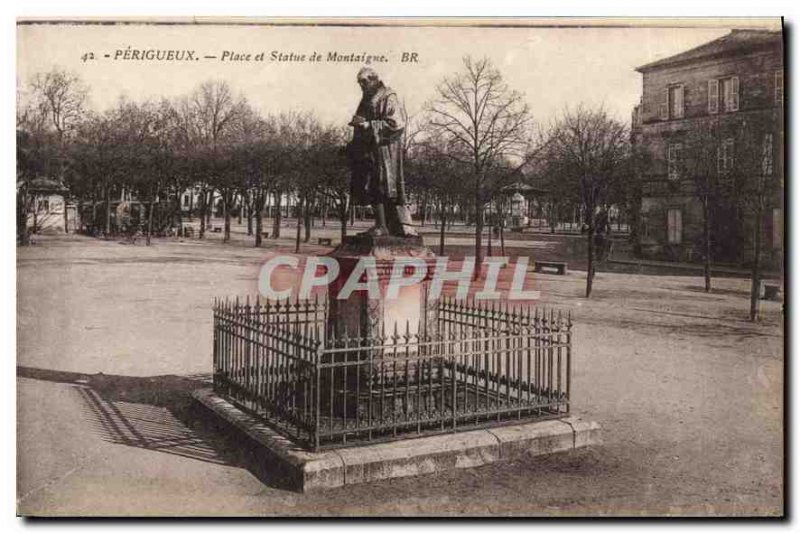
[533,260,568,275]
[763,282,782,301]
[510,227,524,233]
[318,237,333,246]
[262,231,269,238]
[212,227,222,233]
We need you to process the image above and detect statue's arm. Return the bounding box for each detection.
[370,93,404,144]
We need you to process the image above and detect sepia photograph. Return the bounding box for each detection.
[15,16,784,517]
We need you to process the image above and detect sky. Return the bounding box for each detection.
[16,20,780,129]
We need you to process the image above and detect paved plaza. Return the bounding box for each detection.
[17,232,783,516]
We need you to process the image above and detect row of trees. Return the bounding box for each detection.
[15,59,649,299]
[679,112,782,320]
[17,71,354,251]
[19,58,775,310]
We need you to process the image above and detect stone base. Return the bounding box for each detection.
[338,233,426,255]
[193,388,602,492]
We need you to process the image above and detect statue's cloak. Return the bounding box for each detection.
[347,83,405,206]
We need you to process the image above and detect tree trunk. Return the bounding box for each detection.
[18,188,30,245]
[303,198,312,243]
[63,197,69,234]
[474,196,484,279]
[237,193,243,225]
[500,214,506,257]
[255,202,263,248]
[223,190,231,243]
[702,198,712,293]
[91,198,97,236]
[247,196,253,236]
[585,202,595,298]
[199,187,206,239]
[146,187,157,246]
[749,208,764,321]
[273,191,282,238]
[105,185,111,237]
[439,201,447,256]
[295,197,304,253]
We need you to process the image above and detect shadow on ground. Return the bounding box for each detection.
[16,365,298,492]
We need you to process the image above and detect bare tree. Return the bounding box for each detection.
[23,68,89,235]
[730,111,783,321]
[544,105,629,297]
[680,119,726,293]
[427,57,532,275]
[189,80,246,240]
[31,68,88,141]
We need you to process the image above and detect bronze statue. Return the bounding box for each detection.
[346,67,417,237]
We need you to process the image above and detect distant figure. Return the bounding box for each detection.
[345,67,416,237]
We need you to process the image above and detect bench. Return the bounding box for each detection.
[763,282,781,301]
[212,227,222,233]
[534,260,568,275]
[262,231,269,238]
[317,237,333,246]
[510,227,524,233]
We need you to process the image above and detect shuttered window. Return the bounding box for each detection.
[667,209,682,244]
[670,85,684,118]
[659,87,669,120]
[708,79,719,114]
[722,76,739,112]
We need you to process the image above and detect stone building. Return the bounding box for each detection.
[631,29,783,267]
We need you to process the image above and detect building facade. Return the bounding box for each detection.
[631,29,784,267]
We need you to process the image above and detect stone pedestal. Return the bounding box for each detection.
[326,234,438,340]
[324,234,439,420]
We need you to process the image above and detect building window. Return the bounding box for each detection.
[670,85,684,118]
[708,79,719,113]
[775,70,783,104]
[717,138,734,174]
[660,85,684,120]
[667,142,683,181]
[667,208,682,244]
[762,133,774,176]
[721,76,739,112]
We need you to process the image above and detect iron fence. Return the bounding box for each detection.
[213,296,572,450]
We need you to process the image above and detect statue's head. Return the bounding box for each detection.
[356,67,381,96]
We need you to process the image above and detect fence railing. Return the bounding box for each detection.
[213,296,572,450]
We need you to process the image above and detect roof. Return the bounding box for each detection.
[636,29,782,73]
[25,177,69,193]
[501,182,548,196]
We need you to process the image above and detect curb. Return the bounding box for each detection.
[192,388,602,492]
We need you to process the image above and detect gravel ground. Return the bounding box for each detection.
[17,231,783,516]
